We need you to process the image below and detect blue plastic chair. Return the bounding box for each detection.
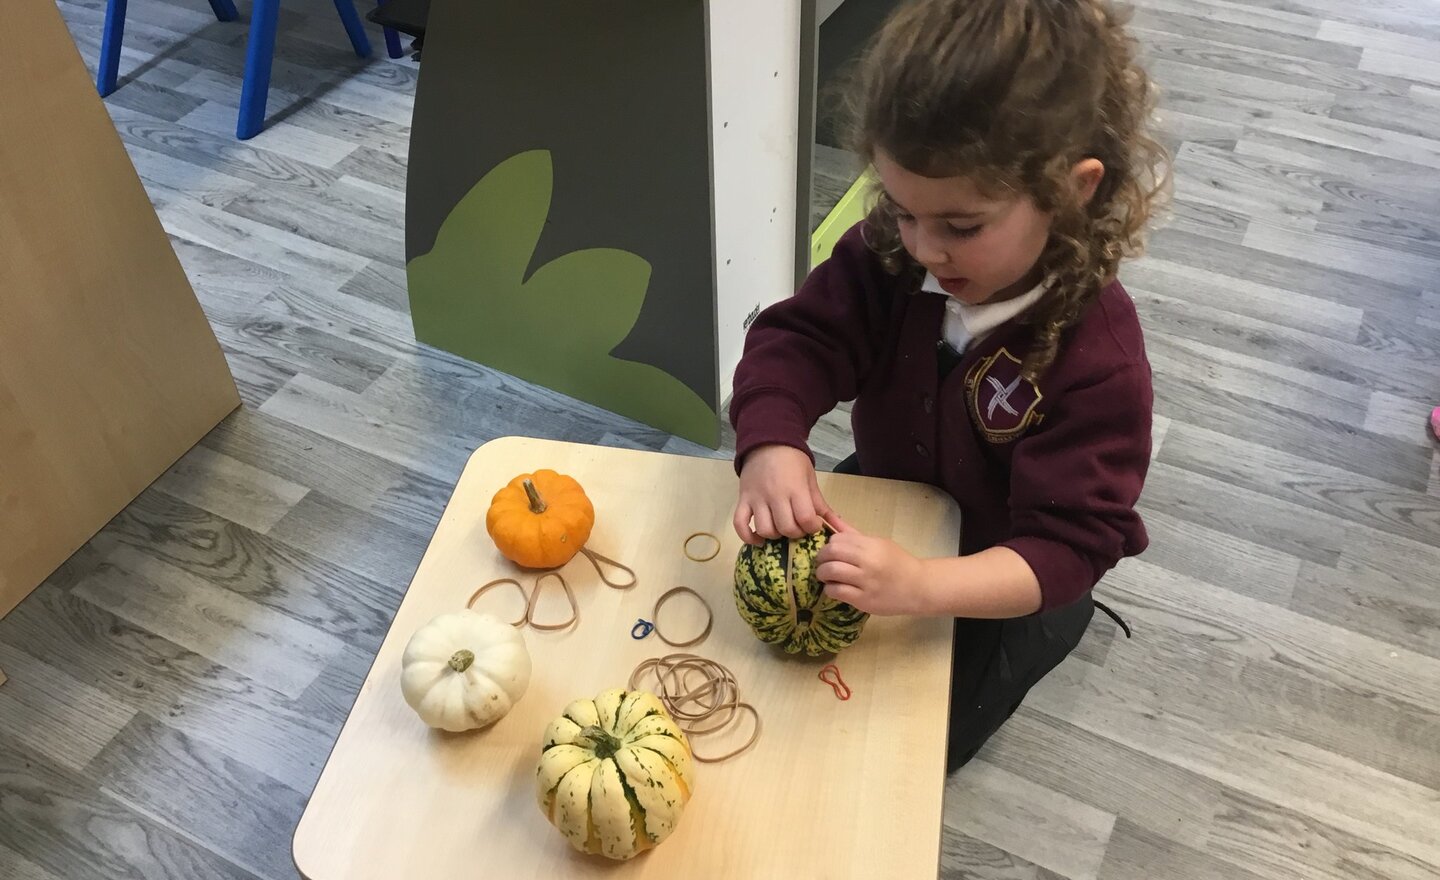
[97,0,404,139]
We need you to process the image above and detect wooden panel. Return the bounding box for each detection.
[293,437,962,879]
[0,0,238,616]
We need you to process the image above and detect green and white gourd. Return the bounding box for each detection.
[536,688,695,860]
[734,531,869,656]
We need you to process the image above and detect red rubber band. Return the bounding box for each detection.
[819,663,852,701]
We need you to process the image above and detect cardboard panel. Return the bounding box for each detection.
[0,0,240,616]
[406,0,719,445]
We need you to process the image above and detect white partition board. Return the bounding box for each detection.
[708,0,805,401]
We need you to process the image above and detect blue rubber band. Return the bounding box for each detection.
[631,619,655,639]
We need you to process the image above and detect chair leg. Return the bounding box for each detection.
[332,0,373,59]
[97,0,128,96]
[377,0,404,59]
[207,0,239,23]
[237,0,281,139]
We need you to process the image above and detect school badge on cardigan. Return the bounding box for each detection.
[965,347,1044,443]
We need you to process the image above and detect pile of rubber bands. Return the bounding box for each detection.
[629,653,760,763]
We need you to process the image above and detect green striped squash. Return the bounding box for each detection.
[733,532,869,656]
[536,688,694,860]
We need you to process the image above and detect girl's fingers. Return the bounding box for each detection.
[733,501,760,545]
[817,534,863,566]
[822,580,866,608]
[791,493,824,534]
[770,501,803,539]
[753,505,779,540]
[825,510,855,534]
[816,559,864,586]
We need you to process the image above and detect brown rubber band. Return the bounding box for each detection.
[651,587,713,648]
[628,653,761,763]
[682,532,721,563]
[467,578,529,628]
[579,547,638,590]
[526,572,579,631]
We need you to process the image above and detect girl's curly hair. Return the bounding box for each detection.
[844,0,1170,380]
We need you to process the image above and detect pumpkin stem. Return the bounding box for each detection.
[448,649,475,673]
[576,725,623,760]
[522,479,548,514]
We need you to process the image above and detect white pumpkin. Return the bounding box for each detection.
[400,610,531,731]
[536,688,695,860]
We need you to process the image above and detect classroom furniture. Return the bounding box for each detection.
[96,0,396,139]
[293,436,961,879]
[1,0,241,618]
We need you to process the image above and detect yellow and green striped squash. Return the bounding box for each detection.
[536,688,695,860]
[733,531,869,656]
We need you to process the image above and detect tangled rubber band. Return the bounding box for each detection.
[579,547,638,589]
[651,586,713,648]
[629,653,761,763]
[526,572,579,631]
[631,619,655,639]
[467,575,578,631]
[819,663,852,701]
[682,532,721,563]
[467,578,529,628]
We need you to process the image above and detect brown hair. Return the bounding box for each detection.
[844,0,1169,380]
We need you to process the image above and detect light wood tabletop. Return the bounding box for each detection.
[292,436,961,879]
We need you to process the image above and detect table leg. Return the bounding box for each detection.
[96,0,127,96]
[332,0,374,58]
[207,0,239,22]
[377,0,405,59]
[236,0,280,139]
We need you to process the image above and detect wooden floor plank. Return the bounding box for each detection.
[1098,818,1270,880]
[90,714,306,880]
[1033,656,1440,868]
[0,735,261,880]
[939,828,1068,880]
[1158,420,1440,542]
[1105,557,1440,714]
[0,841,67,880]
[1208,787,1440,880]
[72,544,347,699]
[0,642,137,772]
[946,761,1116,880]
[149,446,309,534]
[0,584,344,791]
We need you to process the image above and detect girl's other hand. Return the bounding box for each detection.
[816,515,932,616]
[734,444,833,545]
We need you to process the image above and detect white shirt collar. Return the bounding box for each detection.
[922,272,1048,339]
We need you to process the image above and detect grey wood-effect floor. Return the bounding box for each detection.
[3,0,1439,878]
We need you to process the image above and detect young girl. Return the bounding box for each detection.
[729,0,1167,772]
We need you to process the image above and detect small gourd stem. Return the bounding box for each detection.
[448,649,475,673]
[522,479,548,514]
[577,725,622,760]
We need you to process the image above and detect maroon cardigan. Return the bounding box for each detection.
[730,225,1153,611]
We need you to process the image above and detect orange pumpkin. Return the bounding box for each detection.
[486,470,595,569]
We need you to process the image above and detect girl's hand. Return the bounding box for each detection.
[734,445,833,545]
[816,515,933,616]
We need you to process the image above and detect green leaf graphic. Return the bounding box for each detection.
[408,150,718,446]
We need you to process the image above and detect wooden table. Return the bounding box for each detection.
[293,437,960,879]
